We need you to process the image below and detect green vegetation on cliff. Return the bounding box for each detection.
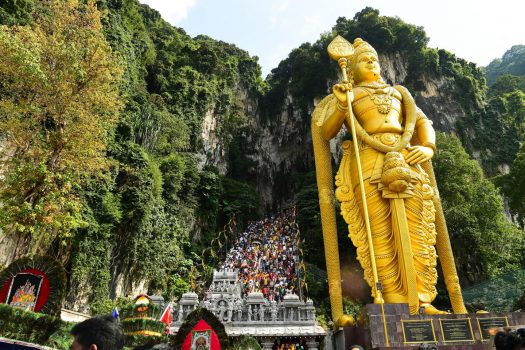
[483,48,525,224]
[0,0,122,255]
[485,45,525,85]
[0,0,262,313]
[460,46,525,175]
[432,133,524,283]
[76,0,264,309]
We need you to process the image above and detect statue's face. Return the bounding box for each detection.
[353,51,380,83]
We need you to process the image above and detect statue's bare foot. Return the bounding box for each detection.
[420,303,448,315]
[335,314,356,327]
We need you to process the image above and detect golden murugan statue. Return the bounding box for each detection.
[311,36,467,326]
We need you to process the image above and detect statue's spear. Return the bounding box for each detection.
[327,35,383,306]
[325,36,389,344]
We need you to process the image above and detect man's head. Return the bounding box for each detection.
[70,315,124,350]
[495,328,525,350]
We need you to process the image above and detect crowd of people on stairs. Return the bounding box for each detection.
[221,209,300,301]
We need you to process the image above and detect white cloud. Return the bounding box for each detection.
[139,0,197,24]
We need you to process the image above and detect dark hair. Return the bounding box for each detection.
[71,315,124,350]
[495,328,525,350]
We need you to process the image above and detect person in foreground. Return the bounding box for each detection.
[495,328,525,350]
[70,315,124,350]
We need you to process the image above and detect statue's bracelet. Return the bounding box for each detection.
[422,142,437,153]
[336,102,349,112]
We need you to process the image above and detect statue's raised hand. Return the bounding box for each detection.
[333,83,354,107]
[405,145,434,165]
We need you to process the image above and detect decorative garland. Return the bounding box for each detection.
[0,303,61,344]
[171,308,229,349]
[120,303,161,320]
[0,256,66,316]
[124,334,166,348]
[122,318,166,335]
[120,298,167,347]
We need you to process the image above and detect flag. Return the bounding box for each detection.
[159,303,173,335]
[111,307,119,321]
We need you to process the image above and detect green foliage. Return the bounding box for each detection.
[498,139,525,226]
[67,174,120,314]
[303,262,328,305]
[230,336,262,350]
[164,277,191,301]
[485,45,525,85]
[342,297,364,319]
[471,50,525,174]
[433,133,524,283]
[436,49,486,113]
[220,177,260,225]
[459,80,525,175]
[124,334,166,348]
[0,304,61,344]
[296,173,326,268]
[0,304,73,350]
[0,0,122,254]
[0,0,40,25]
[45,321,75,350]
[462,268,525,312]
[488,74,525,97]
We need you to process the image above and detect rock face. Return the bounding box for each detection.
[247,93,315,208]
[415,76,464,133]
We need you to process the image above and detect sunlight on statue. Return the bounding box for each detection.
[312,37,467,327]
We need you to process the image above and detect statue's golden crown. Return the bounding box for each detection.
[350,38,378,67]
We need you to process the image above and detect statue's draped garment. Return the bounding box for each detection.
[316,92,439,313]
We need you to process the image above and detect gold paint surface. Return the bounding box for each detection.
[311,37,467,321]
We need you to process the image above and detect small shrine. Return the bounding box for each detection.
[121,294,167,346]
[171,269,325,349]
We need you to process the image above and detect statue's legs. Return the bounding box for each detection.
[360,186,407,303]
[351,152,439,307]
[352,150,408,303]
[406,178,438,305]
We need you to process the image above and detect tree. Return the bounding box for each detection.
[499,139,525,226]
[0,0,122,255]
[433,133,524,283]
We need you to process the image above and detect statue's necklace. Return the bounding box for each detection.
[361,86,394,114]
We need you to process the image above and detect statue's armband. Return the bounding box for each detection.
[413,107,436,151]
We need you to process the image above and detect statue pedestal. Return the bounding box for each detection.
[333,303,525,350]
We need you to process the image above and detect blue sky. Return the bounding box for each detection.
[139,0,525,77]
